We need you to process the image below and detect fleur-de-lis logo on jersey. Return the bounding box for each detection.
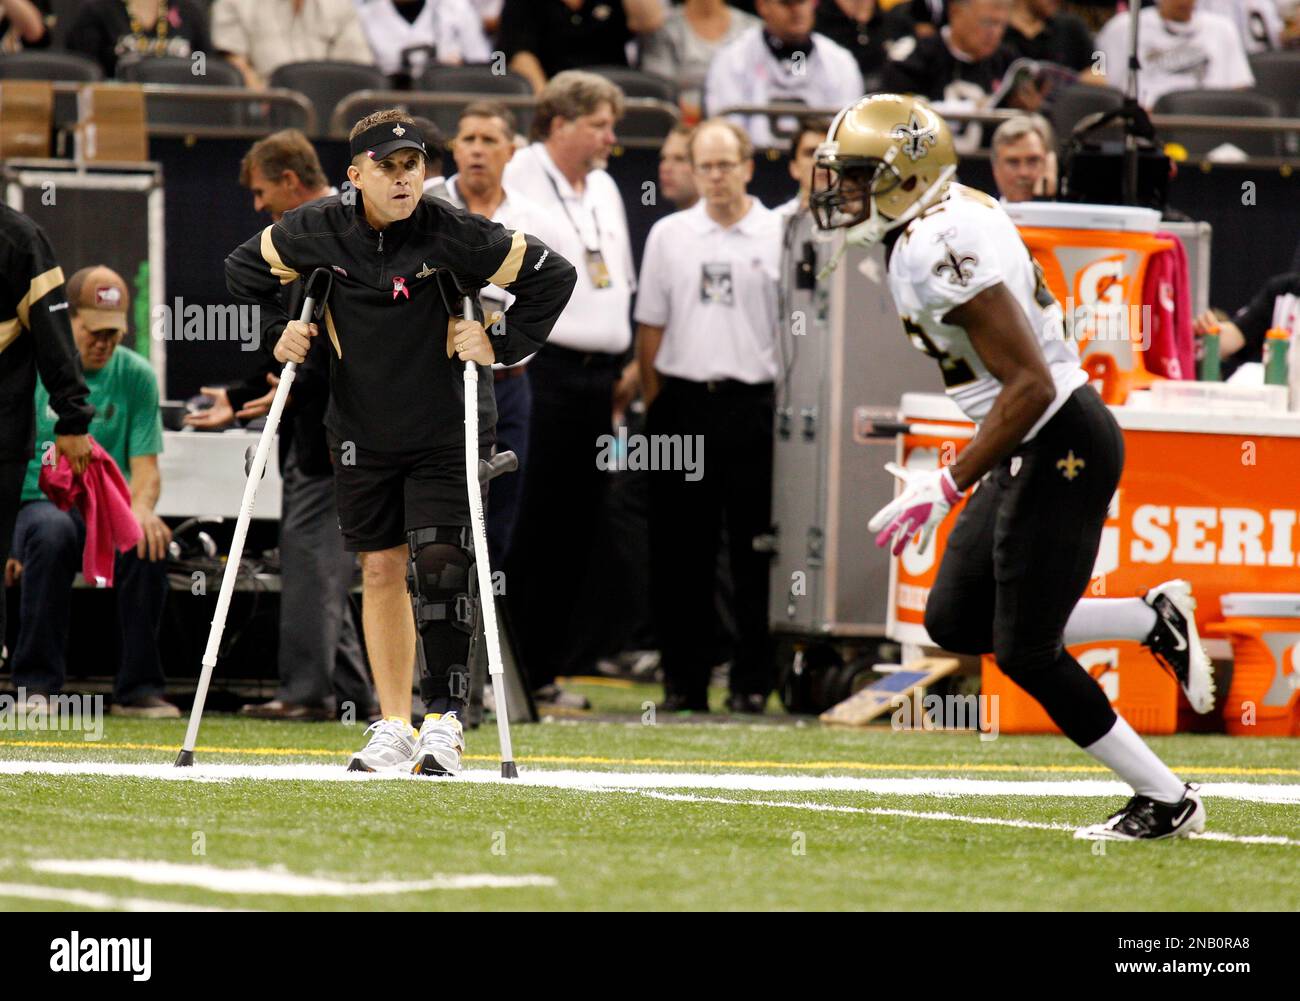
[891,112,938,162]
[933,245,977,288]
[392,124,406,136]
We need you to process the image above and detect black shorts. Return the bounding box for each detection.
[327,431,490,552]
[924,383,1125,661]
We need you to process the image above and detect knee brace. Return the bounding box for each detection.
[407,526,478,705]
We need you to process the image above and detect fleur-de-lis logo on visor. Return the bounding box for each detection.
[392,125,406,136]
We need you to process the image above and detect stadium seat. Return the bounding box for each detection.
[117,55,246,127]
[588,65,678,104]
[0,50,102,82]
[1050,84,1125,151]
[1247,51,1300,118]
[269,60,389,136]
[414,65,534,140]
[1247,52,1300,155]
[417,64,533,96]
[1153,89,1283,159]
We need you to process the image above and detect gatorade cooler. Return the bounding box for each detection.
[981,641,1179,735]
[1205,593,1300,737]
[1004,202,1174,405]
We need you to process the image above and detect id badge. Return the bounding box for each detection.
[585,248,613,290]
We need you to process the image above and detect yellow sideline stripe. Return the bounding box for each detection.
[1,740,1298,777]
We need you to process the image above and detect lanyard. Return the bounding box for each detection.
[543,166,602,256]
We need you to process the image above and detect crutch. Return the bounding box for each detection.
[436,269,518,778]
[175,267,334,766]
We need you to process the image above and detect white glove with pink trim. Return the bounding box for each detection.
[868,462,964,557]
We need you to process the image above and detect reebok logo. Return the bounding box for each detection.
[50,932,151,981]
[534,249,549,271]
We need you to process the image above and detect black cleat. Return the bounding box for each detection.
[1142,579,1215,713]
[1075,783,1206,840]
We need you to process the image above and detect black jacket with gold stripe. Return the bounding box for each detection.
[0,205,94,461]
[225,191,576,453]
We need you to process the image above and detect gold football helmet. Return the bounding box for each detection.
[811,94,958,247]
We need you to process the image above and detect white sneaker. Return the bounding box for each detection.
[346,717,417,772]
[1142,579,1216,713]
[411,712,464,777]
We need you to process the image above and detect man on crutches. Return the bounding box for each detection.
[225,110,576,774]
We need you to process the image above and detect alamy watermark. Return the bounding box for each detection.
[595,429,704,482]
[890,690,999,742]
[151,299,262,352]
[0,688,103,741]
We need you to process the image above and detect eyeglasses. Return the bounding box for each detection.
[695,161,743,175]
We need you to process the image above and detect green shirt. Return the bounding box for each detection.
[23,346,163,502]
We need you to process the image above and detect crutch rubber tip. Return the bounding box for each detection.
[174,749,195,768]
[501,761,518,779]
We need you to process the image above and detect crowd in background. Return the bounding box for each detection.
[1,0,1297,113]
[2,0,1299,720]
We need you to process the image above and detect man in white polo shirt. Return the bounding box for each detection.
[636,118,782,714]
[503,70,637,709]
[704,0,865,149]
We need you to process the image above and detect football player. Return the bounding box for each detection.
[812,94,1213,841]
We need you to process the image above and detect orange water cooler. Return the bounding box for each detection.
[1005,202,1174,405]
[1206,594,1300,736]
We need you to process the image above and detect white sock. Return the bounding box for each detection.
[1064,598,1157,645]
[1083,715,1186,803]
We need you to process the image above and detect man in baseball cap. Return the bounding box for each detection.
[9,263,177,718]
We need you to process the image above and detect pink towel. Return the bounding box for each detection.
[1142,233,1195,381]
[38,439,142,588]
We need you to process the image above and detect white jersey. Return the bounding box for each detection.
[1198,0,1284,53]
[1095,8,1254,108]
[356,0,491,77]
[886,183,1087,441]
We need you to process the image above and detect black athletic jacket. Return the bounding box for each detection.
[0,204,94,461]
[225,192,577,453]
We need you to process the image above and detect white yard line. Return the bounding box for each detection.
[0,881,234,911]
[28,860,555,895]
[617,791,1300,846]
[2,760,1298,804]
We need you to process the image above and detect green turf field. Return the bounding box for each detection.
[2,680,1297,911]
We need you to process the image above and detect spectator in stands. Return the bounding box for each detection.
[7,266,177,718]
[410,114,446,190]
[471,0,503,38]
[704,0,865,148]
[211,0,372,90]
[66,0,213,77]
[639,0,760,121]
[1004,0,1096,73]
[814,0,917,91]
[636,118,781,714]
[0,0,50,51]
[907,0,947,36]
[503,71,636,710]
[1094,0,1254,110]
[426,102,553,569]
[881,0,1017,106]
[658,121,700,210]
[775,114,830,216]
[1194,271,1300,379]
[185,131,376,722]
[1199,0,1285,54]
[499,0,666,93]
[990,113,1057,202]
[355,0,491,86]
